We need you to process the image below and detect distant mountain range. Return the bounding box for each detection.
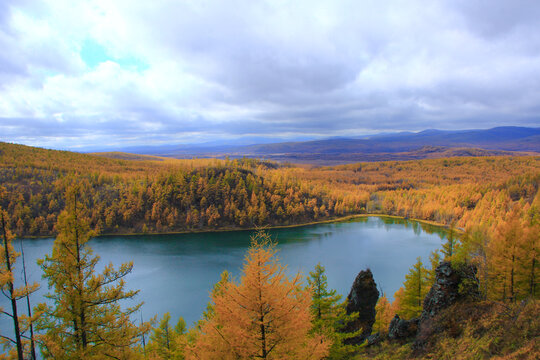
[102,126,540,164]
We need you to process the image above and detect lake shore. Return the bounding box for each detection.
[22,213,459,239]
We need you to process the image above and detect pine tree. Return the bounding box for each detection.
[0,207,39,360]
[187,231,329,359]
[426,250,441,287]
[36,186,149,359]
[307,263,360,359]
[308,263,341,329]
[147,312,186,359]
[442,224,459,260]
[400,257,429,319]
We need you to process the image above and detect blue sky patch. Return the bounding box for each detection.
[80,39,110,67]
[80,39,148,71]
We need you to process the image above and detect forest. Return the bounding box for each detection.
[1,142,539,359]
[1,142,538,241]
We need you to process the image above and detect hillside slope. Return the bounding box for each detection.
[133,126,540,164]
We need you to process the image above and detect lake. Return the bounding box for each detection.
[1,216,447,338]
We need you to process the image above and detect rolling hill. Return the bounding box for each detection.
[132,126,540,164]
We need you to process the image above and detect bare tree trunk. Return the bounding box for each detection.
[1,212,24,360]
[510,249,515,302]
[140,312,147,358]
[531,257,536,296]
[20,238,37,359]
[72,192,88,351]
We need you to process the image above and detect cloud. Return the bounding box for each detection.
[0,0,539,149]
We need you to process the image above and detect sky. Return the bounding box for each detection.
[1,0,539,150]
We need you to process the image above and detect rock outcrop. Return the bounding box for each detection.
[344,268,379,344]
[420,261,479,320]
[388,315,419,340]
[413,261,480,350]
[366,332,382,346]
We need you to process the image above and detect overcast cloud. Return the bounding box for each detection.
[0,0,539,149]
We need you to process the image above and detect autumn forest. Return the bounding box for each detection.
[1,142,539,359]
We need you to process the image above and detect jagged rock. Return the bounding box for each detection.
[420,261,479,320]
[344,268,379,344]
[366,332,382,346]
[414,261,480,350]
[388,315,419,340]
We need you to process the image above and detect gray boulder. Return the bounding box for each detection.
[366,332,382,346]
[388,315,419,340]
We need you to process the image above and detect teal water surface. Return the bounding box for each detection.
[1,216,447,338]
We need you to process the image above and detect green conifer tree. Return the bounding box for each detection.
[147,312,187,359]
[426,250,441,287]
[307,263,361,359]
[36,185,150,359]
[442,224,460,260]
[400,257,429,319]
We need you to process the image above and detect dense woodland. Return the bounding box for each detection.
[1,142,538,240]
[1,142,539,359]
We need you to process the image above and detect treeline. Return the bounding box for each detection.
[1,142,539,241]
[0,143,353,236]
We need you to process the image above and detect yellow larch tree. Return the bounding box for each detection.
[391,287,405,317]
[187,231,329,360]
[521,197,539,298]
[373,293,393,334]
[488,206,524,302]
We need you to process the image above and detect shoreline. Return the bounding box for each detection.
[20,213,459,240]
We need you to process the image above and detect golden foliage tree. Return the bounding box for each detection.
[489,206,523,302]
[391,287,405,317]
[36,186,149,359]
[187,231,330,360]
[373,293,393,334]
[521,223,539,298]
[521,198,539,298]
[489,204,540,302]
